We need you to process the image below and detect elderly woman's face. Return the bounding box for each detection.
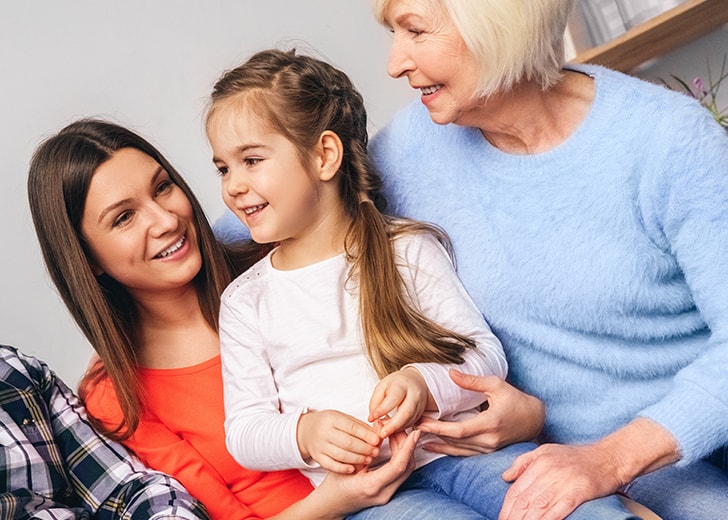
[384,0,481,126]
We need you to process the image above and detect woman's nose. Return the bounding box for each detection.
[148,202,179,237]
[387,36,413,79]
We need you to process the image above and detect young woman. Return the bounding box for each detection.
[206,48,636,520]
[27,118,419,520]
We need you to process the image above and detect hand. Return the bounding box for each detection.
[498,418,680,520]
[368,367,433,438]
[417,370,544,455]
[497,443,625,520]
[297,409,381,474]
[313,429,421,518]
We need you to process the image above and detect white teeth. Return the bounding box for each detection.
[244,203,267,215]
[156,236,185,258]
[420,85,442,95]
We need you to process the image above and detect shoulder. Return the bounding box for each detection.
[84,374,125,429]
[392,227,452,267]
[578,64,716,135]
[0,344,54,393]
[221,253,272,311]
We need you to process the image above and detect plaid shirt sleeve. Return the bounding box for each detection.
[0,345,209,520]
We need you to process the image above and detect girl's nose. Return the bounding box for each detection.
[224,168,249,197]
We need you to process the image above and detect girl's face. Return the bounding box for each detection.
[80,148,202,299]
[384,0,483,126]
[207,107,332,248]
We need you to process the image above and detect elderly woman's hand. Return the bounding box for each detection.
[497,417,680,520]
[417,370,545,455]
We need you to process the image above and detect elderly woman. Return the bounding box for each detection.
[367,0,728,519]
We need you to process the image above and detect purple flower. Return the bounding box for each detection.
[692,77,708,98]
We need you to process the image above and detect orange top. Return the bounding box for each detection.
[84,356,312,520]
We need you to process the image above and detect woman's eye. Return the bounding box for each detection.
[156,180,174,195]
[112,211,133,228]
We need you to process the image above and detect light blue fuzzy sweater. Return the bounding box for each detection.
[367,65,728,465]
[213,65,728,465]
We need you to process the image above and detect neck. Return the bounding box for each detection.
[273,201,353,271]
[470,70,595,155]
[132,284,219,369]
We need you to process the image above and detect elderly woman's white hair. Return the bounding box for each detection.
[373,0,577,97]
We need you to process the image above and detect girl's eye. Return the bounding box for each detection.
[215,166,228,177]
[112,211,133,228]
[244,157,262,167]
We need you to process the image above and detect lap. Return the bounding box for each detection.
[623,459,728,520]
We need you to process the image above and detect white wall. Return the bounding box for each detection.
[1,2,725,386]
[0,1,414,385]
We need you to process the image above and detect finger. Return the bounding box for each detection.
[317,452,358,475]
[449,369,504,393]
[421,441,485,457]
[368,381,388,422]
[368,387,405,423]
[382,429,420,475]
[327,430,380,462]
[501,449,537,482]
[379,395,419,437]
[417,414,487,438]
[337,415,381,447]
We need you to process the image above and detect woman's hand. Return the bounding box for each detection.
[368,367,434,438]
[497,418,680,520]
[417,370,544,455]
[304,429,421,519]
[296,409,381,474]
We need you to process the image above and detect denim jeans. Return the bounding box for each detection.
[347,442,637,520]
[623,455,728,520]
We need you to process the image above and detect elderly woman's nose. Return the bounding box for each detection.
[387,36,412,79]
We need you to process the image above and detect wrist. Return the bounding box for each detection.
[401,366,437,411]
[296,407,312,461]
[593,417,680,485]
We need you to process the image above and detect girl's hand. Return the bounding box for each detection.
[368,367,434,438]
[312,429,421,518]
[418,370,544,455]
[296,409,381,474]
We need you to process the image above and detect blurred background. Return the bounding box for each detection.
[1,1,726,385]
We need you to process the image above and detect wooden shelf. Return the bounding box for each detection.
[572,0,728,72]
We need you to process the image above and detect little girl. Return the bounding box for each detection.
[206,49,638,520]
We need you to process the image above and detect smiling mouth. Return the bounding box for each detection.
[155,235,186,259]
[420,85,442,95]
[244,203,268,216]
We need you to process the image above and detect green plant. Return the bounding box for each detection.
[662,54,728,129]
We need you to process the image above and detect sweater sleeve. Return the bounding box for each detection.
[219,291,315,473]
[84,379,259,520]
[638,107,728,463]
[399,234,508,418]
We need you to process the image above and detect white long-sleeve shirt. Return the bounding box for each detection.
[219,232,507,485]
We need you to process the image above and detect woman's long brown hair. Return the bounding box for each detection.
[27,119,262,440]
[207,49,475,378]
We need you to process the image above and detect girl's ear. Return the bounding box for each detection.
[316,130,343,182]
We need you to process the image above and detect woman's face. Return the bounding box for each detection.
[384,0,482,126]
[80,147,202,299]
